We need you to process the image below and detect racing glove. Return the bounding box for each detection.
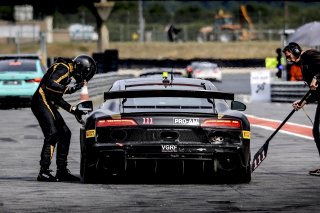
[66,83,83,94]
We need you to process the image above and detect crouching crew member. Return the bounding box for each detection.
[31,55,96,182]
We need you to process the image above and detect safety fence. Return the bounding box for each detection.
[63,73,134,104]
[271,81,309,103]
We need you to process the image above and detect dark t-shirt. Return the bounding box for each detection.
[300,49,320,103]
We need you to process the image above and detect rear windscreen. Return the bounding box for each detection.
[0,60,38,72]
[128,97,211,106]
[126,85,219,107]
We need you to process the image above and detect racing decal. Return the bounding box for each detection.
[161,144,177,152]
[218,114,224,119]
[86,130,96,138]
[142,117,153,125]
[173,118,199,125]
[39,87,56,120]
[111,114,121,119]
[50,145,55,159]
[242,130,251,139]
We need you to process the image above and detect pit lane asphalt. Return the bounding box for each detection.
[0,71,320,212]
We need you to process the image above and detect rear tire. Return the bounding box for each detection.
[81,158,97,184]
[239,162,251,183]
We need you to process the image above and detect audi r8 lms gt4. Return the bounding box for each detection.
[79,75,251,183]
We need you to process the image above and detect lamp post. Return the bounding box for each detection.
[94,0,114,52]
[138,0,145,42]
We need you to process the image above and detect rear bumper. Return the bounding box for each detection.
[0,85,37,96]
[84,143,249,177]
[0,95,32,99]
[0,96,32,106]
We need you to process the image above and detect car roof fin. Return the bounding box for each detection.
[201,82,206,89]
[170,67,174,85]
[200,82,215,112]
[162,71,170,85]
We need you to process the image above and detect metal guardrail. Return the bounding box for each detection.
[271,81,309,103]
[63,73,134,104]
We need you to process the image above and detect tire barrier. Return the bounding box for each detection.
[271,81,309,103]
[47,55,264,73]
[118,58,265,69]
[92,50,119,73]
[64,73,134,104]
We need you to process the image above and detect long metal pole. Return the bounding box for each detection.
[251,89,312,172]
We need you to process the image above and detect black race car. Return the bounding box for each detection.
[78,75,251,183]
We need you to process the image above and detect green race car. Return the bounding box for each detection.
[0,54,46,107]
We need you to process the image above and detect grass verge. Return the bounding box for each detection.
[0,41,282,59]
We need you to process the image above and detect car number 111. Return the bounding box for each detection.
[142,117,153,124]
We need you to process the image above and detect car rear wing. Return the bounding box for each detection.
[140,71,183,77]
[104,89,234,101]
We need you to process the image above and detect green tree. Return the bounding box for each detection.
[145,3,170,24]
[0,6,13,21]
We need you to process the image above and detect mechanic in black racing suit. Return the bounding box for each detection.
[283,42,320,176]
[31,55,96,182]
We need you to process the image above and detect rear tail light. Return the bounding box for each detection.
[26,78,42,83]
[201,119,241,129]
[9,61,22,66]
[96,119,137,127]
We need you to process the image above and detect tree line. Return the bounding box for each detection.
[0,1,319,30]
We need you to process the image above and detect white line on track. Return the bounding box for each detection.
[247,114,314,140]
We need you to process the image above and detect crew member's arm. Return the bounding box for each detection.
[310,75,319,90]
[56,98,73,113]
[46,63,76,113]
[292,99,306,110]
[56,98,85,117]
[46,63,70,94]
[46,63,83,95]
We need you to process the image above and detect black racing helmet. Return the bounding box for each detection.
[72,55,97,83]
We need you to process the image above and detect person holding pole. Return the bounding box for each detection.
[282,42,320,176]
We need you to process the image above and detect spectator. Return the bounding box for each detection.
[289,64,303,81]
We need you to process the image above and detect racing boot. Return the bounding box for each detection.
[37,167,59,182]
[56,168,80,182]
[309,168,320,176]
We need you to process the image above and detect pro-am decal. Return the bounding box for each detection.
[86,130,96,138]
[161,144,178,152]
[242,130,251,139]
[173,117,199,125]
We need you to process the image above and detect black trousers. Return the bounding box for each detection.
[31,90,71,169]
[312,102,320,157]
